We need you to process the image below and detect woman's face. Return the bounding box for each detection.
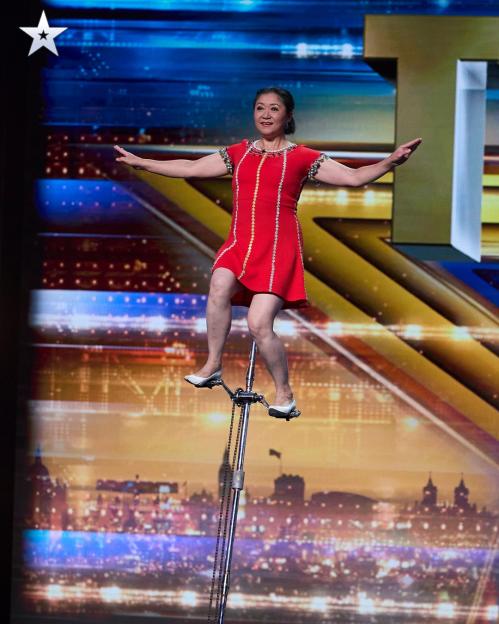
[253,92,291,138]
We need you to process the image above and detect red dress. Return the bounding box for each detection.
[211,138,329,309]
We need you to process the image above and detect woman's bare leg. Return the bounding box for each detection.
[247,293,294,405]
[193,267,242,377]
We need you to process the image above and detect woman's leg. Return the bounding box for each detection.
[193,267,242,377]
[246,293,293,405]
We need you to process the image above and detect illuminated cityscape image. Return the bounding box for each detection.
[8,1,499,623]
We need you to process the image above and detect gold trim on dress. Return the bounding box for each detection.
[238,152,268,279]
[218,146,233,175]
[307,152,329,180]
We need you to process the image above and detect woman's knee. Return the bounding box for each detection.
[209,269,239,303]
[247,313,274,340]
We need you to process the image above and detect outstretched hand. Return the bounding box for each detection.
[114,145,144,169]
[388,137,422,167]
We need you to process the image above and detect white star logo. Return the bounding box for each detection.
[19,11,67,57]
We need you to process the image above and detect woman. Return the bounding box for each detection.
[115,86,422,418]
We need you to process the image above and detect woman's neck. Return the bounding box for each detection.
[257,136,289,151]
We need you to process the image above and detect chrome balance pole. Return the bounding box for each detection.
[195,338,300,623]
[217,339,258,624]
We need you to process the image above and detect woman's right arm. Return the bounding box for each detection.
[114,145,229,178]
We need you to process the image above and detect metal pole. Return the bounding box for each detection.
[217,339,258,624]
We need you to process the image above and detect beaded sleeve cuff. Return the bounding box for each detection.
[307,153,329,181]
[218,147,233,175]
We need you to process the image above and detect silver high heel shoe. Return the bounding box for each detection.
[268,398,300,420]
[184,368,222,388]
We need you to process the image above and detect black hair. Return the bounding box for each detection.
[252,86,296,135]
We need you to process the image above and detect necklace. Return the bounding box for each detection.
[251,139,297,153]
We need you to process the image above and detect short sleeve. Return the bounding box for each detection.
[217,140,247,175]
[218,146,233,175]
[307,152,330,181]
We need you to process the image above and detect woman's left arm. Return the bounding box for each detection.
[314,137,423,187]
